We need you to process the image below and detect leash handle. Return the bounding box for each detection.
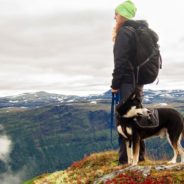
[115,92,120,104]
[110,93,114,145]
[110,92,120,145]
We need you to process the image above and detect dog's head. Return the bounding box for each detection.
[116,92,150,118]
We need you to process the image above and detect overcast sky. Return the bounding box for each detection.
[0,0,184,96]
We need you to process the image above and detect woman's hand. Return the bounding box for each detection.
[111,88,119,93]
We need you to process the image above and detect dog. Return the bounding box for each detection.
[116,92,184,166]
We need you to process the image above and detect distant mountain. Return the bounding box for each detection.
[0,89,184,109]
[143,89,184,104]
[103,89,184,104]
[0,91,82,108]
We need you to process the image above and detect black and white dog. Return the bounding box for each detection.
[116,92,184,166]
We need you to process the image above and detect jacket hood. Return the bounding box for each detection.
[123,20,149,28]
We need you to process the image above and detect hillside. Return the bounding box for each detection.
[25,150,184,184]
[0,103,118,182]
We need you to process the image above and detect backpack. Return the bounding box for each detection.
[125,22,162,85]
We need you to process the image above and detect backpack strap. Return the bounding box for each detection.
[123,26,137,88]
[139,49,158,68]
[124,26,144,86]
[123,25,136,36]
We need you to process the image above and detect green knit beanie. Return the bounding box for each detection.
[115,0,137,19]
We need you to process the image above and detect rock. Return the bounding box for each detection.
[93,163,184,184]
[93,165,152,184]
[155,163,184,171]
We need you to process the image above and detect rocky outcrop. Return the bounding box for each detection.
[94,163,184,184]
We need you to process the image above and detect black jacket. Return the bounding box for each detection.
[111,20,148,89]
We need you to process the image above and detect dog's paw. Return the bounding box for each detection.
[128,158,133,165]
[131,162,138,166]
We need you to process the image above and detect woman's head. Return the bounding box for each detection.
[112,0,137,42]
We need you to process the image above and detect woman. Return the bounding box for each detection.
[111,0,145,164]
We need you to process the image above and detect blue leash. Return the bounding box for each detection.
[110,92,120,145]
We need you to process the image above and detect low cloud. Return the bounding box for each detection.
[0,126,12,163]
[0,136,11,162]
[0,125,28,184]
[0,168,27,184]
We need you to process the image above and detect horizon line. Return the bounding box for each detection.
[0,88,183,98]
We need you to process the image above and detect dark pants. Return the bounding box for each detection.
[118,83,145,164]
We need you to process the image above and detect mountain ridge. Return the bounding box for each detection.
[0,89,184,109]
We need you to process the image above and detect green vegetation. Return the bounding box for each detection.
[0,103,118,181]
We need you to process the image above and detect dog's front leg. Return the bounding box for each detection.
[132,134,140,166]
[126,141,133,164]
